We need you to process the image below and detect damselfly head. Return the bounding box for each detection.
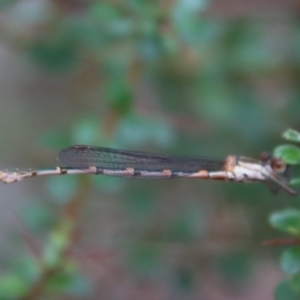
[270,158,287,174]
[259,152,297,195]
[259,152,287,174]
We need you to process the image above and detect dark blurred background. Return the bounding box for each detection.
[0,0,299,299]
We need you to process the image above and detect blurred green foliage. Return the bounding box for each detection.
[281,247,300,275]
[275,280,300,300]
[0,0,299,299]
[270,129,300,299]
[270,209,300,236]
[274,145,300,165]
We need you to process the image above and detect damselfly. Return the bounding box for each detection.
[0,145,297,195]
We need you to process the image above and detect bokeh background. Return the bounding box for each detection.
[0,0,299,299]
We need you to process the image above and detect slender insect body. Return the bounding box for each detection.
[0,145,297,195]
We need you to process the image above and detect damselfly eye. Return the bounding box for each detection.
[271,158,286,174]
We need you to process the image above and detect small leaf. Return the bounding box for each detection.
[43,220,72,267]
[291,274,300,293]
[269,209,300,235]
[0,275,28,298]
[281,247,300,275]
[275,280,300,300]
[283,129,300,143]
[274,145,300,165]
[290,177,300,186]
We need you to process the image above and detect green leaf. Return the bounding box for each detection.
[0,275,28,298]
[275,280,300,300]
[43,220,72,267]
[283,129,300,143]
[281,247,300,275]
[290,177,300,186]
[273,145,300,164]
[269,209,300,235]
[291,274,300,293]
